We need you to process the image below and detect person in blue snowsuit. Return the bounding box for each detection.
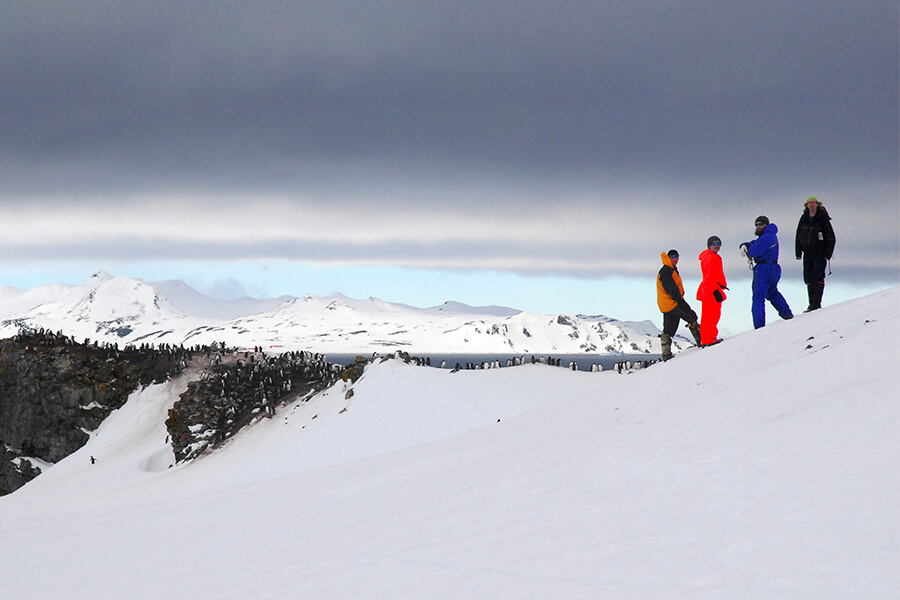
[740,215,794,329]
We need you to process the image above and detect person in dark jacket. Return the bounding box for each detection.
[656,249,701,360]
[741,216,793,329]
[795,196,836,311]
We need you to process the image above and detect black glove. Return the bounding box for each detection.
[713,289,724,303]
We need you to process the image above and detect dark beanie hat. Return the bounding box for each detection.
[755,215,769,227]
[667,249,679,258]
[707,235,721,248]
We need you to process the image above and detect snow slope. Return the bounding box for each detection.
[0,287,897,599]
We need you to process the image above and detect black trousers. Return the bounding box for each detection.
[662,303,698,336]
[802,249,827,285]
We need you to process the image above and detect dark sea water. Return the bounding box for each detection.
[325,352,661,372]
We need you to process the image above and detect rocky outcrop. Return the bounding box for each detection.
[0,446,41,495]
[0,329,191,495]
[0,328,366,494]
[0,325,457,495]
[166,351,343,462]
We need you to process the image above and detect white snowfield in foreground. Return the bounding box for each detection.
[1,288,898,599]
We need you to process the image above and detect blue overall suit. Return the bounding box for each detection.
[743,223,793,329]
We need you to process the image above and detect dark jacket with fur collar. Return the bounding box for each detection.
[795,206,836,260]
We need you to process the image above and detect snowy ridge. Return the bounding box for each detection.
[0,287,896,598]
[151,278,294,321]
[0,272,662,354]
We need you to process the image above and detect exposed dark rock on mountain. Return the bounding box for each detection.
[0,329,190,496]
[165,350,344,462]
[0,327,352,495]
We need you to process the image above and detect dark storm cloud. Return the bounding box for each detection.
[1,0,896,196]
[0,1,896,290]
[3,229,892,285]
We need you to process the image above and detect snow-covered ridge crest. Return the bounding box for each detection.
[0,272,660,354]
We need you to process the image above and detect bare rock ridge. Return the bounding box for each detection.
[0,329,346,495]
[0,329,188,495]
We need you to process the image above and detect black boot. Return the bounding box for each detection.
[687,321,702,346]
[813,282,824,310]
[805,283,824,312]
[660,334,673,361]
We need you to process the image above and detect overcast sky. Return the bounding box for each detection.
[0,1,897,333]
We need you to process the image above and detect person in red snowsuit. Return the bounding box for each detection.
[696,236,728,346]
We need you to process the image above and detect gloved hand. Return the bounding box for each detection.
[739,244,749,257]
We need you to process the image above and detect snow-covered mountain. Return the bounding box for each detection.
[1,286,896,599]
[0,271,664,355]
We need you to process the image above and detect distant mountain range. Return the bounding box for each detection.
[0,271,666,355]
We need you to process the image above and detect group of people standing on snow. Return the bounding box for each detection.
[656,196,836,361]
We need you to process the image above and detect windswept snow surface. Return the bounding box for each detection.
[1,288,898,599]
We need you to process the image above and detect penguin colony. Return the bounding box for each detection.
[166,346,344,462]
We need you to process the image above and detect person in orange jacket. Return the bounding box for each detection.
[657,249,702,361]
[696,236,728,346]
